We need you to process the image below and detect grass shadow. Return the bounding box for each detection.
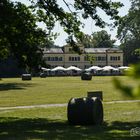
[0,83,34,91]
[0,117,139,140]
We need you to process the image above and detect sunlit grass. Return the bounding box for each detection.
[0,76,138,107]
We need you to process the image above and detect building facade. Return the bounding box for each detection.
[43,45,123,69]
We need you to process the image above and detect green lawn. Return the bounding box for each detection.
[0,76,140,140]
[0,76,138,107]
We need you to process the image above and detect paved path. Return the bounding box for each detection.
[0,100,140,111]
[104,100,140,104]
[0,104,67,111]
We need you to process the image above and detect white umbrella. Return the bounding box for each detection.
[118,66,130,70]
[66,66,82,71]
[94,67,103,71]
[102,66,117,71]
[86,66,101,71]
[51,66,67,71]
[41,67,51,71]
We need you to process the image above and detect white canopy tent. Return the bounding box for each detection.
[118,66,130,70]
[41,67,51,71]
[66,66,82,71]
[85,66,102,71]
[102,66,118,71]
[51,66,67,71]
[66,66,82,76]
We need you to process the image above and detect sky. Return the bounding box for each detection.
[12,0,131,46]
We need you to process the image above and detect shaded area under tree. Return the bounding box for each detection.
[0,117,139,140]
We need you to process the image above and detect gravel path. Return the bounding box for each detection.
[0,100,140,111]
[104,100,140,104]
[0,103,67,110]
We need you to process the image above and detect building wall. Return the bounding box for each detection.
[107,52,123,67]
[64,53,84,69]
[43,46,123,69]
[43,53,65,68]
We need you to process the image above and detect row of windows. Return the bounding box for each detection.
[110,56,120,61]
[84,56,106,61]
[45,57,63,61]
[45,56,121,62]
[85,56,121,61]
[69,57,80,61]
[46,56,81,61]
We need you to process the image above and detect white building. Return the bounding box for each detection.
[43,45,123,69]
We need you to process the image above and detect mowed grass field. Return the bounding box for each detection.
[0,76,140,140]
[0,76,138,107]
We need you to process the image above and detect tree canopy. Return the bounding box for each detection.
[30,0,122,51]
[114,0,140,98]
[78,30,115,48]
[117,0,140,65]
[91,30,115,48]
[0,0,52,72]
[117,0,140,41]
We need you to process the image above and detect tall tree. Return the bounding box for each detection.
[77,34,95,48]
[91,30,116,48]
[117,0,140,65]
[0,0,51,72]
[0,0,12,59]
[119,40,140,65]
[118,0,140,41]
[78,30,115,48]
[114,0,140,98]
